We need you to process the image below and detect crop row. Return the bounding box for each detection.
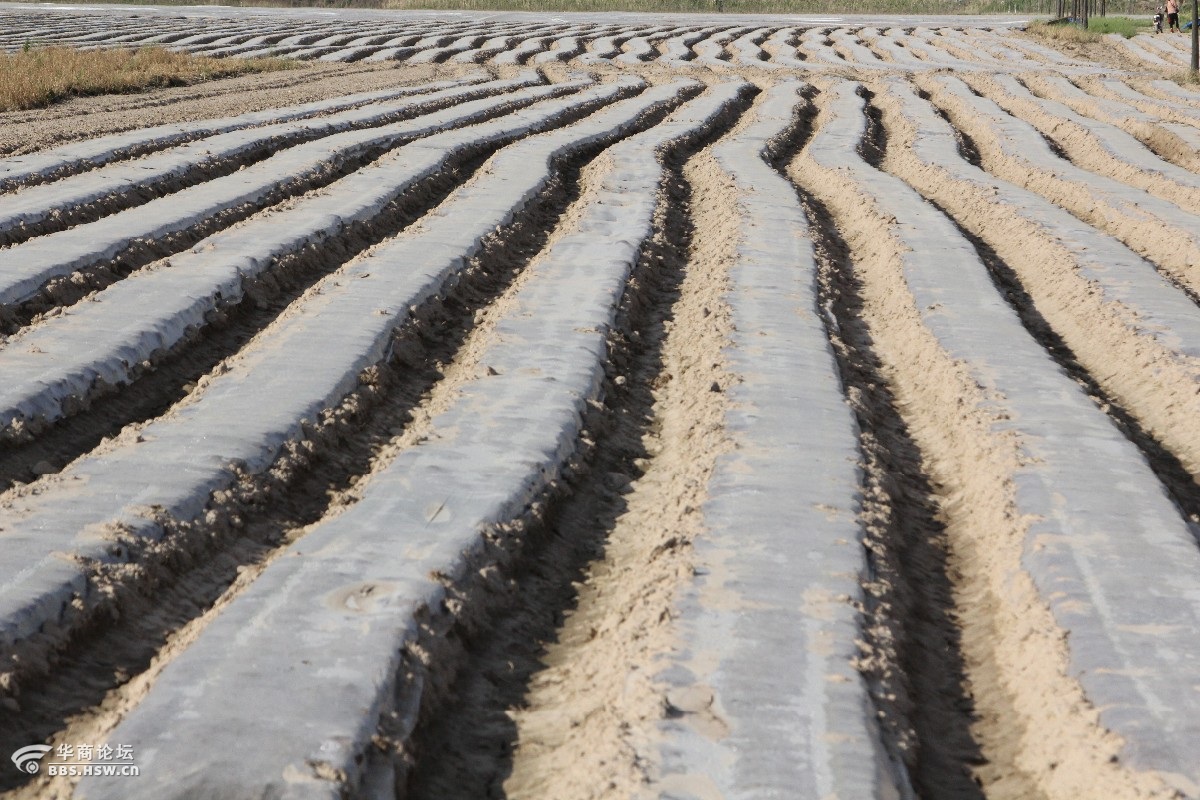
[0,8,1108,71]
[2,16,1200,800]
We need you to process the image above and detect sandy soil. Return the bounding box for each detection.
[2,11,1200,800]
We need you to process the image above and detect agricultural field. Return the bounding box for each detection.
[2,3,1200,799]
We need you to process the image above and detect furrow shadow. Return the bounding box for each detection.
[393,89,750,800]
[777,85,986,799]
[0,103,675,794]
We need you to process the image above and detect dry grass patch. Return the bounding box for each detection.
[0,46,292,111]
[1026,16,1149,41]
[1025,20,1104,42]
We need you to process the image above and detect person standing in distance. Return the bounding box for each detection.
[1167,0,1181,33]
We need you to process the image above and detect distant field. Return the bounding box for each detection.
[380,0,1061,13]
[380,0,1046,12]
[1,0,1150,14]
